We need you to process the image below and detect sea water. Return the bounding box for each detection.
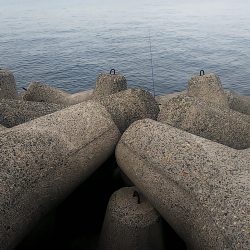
[0,0,249,95]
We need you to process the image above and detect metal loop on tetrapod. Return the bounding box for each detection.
[133,191,141,204]
[200,70,205,76]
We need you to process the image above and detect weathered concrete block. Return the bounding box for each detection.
[22,82,93,105]
[0,99,66,128]
[99,187,165,250]
[116,119,249,250]
[0,101,121,250]
[68,89,93,105]
[0,69,18,100]
[158,95,250,149]
[22,82,70,103]
[100,88,160,133]
[188,73,229,108]
[225,90,250,115]
[155,90,187,107]
[93,73,127,99]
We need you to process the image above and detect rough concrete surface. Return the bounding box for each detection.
[116,119,249,250]
[225,90,250,115]
[0,124,6,131]
[93,73,127,99]
[155,90,187,107]
[0,99,66,128]
[68,89,93,105]
[99,187,165,250]
[0,69,18,100]
[188,73,229,108]
[0,100,121,250]
[100,88,160,133]
[158,95,250,149]
[22,82,93,105]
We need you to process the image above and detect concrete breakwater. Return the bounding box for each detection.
[0,69,249,250]
[157,95,250,149]
[116,119,249,249]
[99,187,165,250]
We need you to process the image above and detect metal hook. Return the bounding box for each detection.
[133,191,141,204]
[110,69,116,75]
[200,70,205,76]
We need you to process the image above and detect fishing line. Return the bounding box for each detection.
[148,29,156,97]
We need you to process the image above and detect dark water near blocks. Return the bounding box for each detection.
[0,0,250,96]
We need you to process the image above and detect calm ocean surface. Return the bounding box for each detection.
[0,0,250,95]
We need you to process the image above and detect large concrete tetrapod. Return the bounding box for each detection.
[22,82,93,105]
[0,101,121,250]
[68,89,93,105]
[100,88,160,133]
[0,99,65,127]
[155,90,186,108]
[93,72,127,99]
[158,95,250,149]
[116,119,249,250]
[0,87,159,250]
[0,69,18,100]
[188,73,229,109]
[99,187,165,250]
[225,90,250,115]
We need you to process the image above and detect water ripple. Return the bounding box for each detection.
[0,0,249,96]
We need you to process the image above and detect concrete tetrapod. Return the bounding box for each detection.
[0,101,121,250]
[99,187,165,250]
[0,87,160,250]
[155,90,187,108]
[0,99,66,127]
[116,119,249,250]
[0,69,18,100]
[188,73,229,109]
[158,95,250,149]
[22,82,93,105]
[68,89,93,105]
[225,90,250,115]
[99,88,160,133]
[93,73,127,99]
